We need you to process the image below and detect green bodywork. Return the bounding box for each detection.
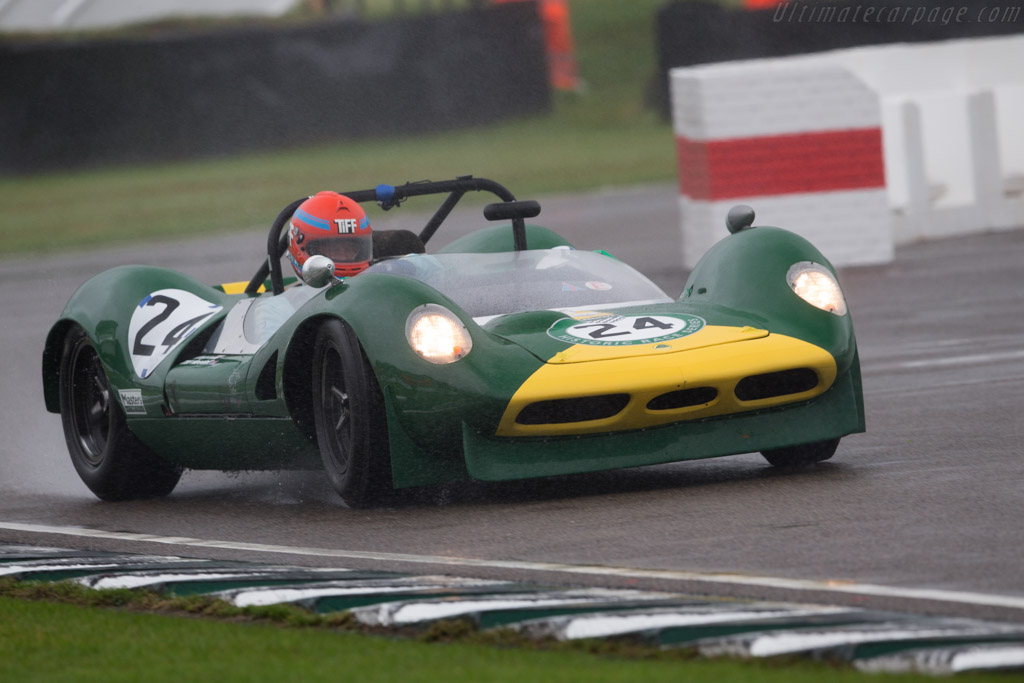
[43,221,865,490]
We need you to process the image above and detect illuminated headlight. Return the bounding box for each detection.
[405,304,473,364]
[786,262,848,316]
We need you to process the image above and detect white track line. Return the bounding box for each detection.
[862,349,1024,373]
[3,520,1024,612]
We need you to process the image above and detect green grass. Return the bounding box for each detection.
[0,0,684,258]
[1,593,999,683]
[0,117,673,255]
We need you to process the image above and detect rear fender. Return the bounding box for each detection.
[42,266,235,415]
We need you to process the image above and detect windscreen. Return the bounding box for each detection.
[364,249,671,318]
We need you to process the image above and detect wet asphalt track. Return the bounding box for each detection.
[1,183,1022,622]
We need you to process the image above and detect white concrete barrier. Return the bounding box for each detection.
[671,35,1024,267]
[672,62,892,268]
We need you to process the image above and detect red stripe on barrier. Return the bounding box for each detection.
[677,128,885,201]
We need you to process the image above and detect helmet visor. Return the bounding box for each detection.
[306,234,373,264]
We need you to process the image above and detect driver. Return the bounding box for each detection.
[286,191,373,279]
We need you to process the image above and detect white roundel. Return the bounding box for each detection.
[128,289,223,379]
[547,314,705,347]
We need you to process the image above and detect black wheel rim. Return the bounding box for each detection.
[320,344,352,476]
[70,344,110,467]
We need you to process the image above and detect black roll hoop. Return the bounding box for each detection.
[246,176,537,295]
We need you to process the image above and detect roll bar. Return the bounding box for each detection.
[245,176,532,295]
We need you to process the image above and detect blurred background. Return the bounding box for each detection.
[0,0,684,255]
[0,0,1021,257]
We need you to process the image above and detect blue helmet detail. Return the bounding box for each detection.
[295,208,331,231]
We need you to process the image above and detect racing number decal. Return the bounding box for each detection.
[572,322,631,339]
[128,289,223,379]
[132,295,179,356]
[547,314,705,346]
[572,317,675,339]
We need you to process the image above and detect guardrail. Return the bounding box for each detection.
[670,35,1024,267]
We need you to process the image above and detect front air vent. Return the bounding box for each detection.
[735,368,818,401]
[646,387,718,411]
[515,394,629,425]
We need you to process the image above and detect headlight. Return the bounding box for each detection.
[405,304,473,364]
[786,262,847,316]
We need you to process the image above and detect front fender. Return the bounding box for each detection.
[682,226,858,374]
[277,272,543,487]
[284,273,541,438]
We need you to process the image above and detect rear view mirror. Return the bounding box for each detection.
[726,205,756,234]
[483,200,541,221]
[301,255,336,288]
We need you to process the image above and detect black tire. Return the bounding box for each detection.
[761,438,840,468]
[311,318,391,508]
[59,327,182,501]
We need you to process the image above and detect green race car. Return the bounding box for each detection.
[42,177,865,507]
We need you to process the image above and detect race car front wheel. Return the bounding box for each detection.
[59,326,182,501]
[311,318,391,508]
[761,438,840,468]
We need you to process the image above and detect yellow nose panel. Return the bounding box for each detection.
[497,330,837,437]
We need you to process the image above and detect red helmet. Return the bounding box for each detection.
[287,191,373,278]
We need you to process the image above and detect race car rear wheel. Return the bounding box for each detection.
[311,318,391,508]
[59,326,182,501]
[761,438,840,468]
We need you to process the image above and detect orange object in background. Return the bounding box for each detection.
[743,0,783,7]
[493,0,580,91]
